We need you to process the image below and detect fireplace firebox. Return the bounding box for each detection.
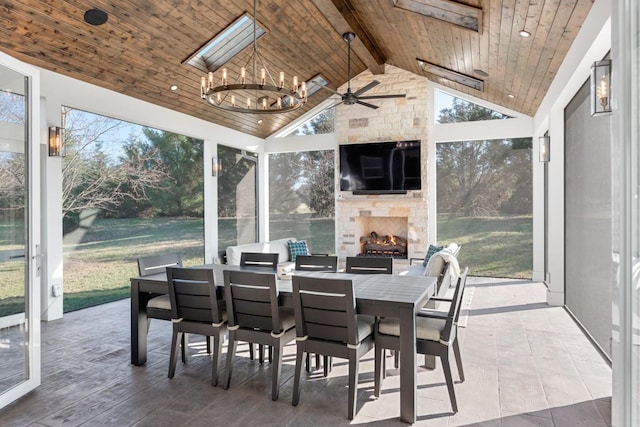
[359,231,408,258]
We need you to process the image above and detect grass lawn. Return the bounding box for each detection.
[61,217,205,313]
[0,214,532,316]
[438,214,533,279]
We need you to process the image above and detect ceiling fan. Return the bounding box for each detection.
[314,32,406,109]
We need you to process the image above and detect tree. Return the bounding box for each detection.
[142,129,204,217]
[217,145,257,218]
[269,152,303,214]
[436,100,532,217]
[288,109,335,136]
[298,150,335,218]
[61,108,169,230]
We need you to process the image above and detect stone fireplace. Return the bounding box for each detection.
[336,196,428,259]
[334,65,431,260]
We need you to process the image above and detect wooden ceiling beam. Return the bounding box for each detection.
[311,0,386,75]
[393,0,483,34]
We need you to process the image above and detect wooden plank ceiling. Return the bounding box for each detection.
[0,0,593,139]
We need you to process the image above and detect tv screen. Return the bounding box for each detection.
[339,140,421,193]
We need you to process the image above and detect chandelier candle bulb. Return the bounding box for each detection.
[222,68,228,86]
[246,97,251,108]
[216,92,222,104]
[262,98,267,109]
[231,95,235,107]
[240,67,246,85]
[293,76,298,91]
[261,68,266,85]
[300,81,307,101]
[279,71,285,88]
[277,97,282,109]
[200,77,206,97]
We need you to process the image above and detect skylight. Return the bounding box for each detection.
[186,14,265,73]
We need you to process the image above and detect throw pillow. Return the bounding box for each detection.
[288,240,310,262]
[422,244,444,267]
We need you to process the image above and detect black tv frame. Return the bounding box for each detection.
[339,140,421,194]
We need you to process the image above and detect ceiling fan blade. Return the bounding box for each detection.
[358,94,406,100]
[312,80,342,96]
[356,100,379,109]
[352,80,380,97]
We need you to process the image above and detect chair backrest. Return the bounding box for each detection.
[240,252,279,270]
[440,267,468,343]
[345,256,393,274]
[223,270,283,333]
[295,255,338,272]
[137,254,182,276]
[291,276,358,346]
[166,267,224,324]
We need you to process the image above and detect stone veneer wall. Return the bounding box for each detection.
[335,65,431,259]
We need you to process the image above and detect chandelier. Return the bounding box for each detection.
[200,0,307,114]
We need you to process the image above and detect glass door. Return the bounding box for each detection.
[0,54,41,409]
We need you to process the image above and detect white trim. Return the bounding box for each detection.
[0,50,42,410]
[267,98,336,139]
[431,81,529,120]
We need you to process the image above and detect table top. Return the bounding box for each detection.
[131,263,436,308]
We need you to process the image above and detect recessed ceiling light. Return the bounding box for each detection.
[257,119,263,124]
[519,30,531,37]
[170,85,178,91]
[508,94,515,99]
[473,69,489,77]
[84,8,108,26]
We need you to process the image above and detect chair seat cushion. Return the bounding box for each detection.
[147,294,170,310]
[378,316,446,342]
[356,315,375,340]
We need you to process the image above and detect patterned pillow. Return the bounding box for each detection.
[287,240,310,262]
[422,244,444,267]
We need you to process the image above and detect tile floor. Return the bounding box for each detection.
[0,277,612,426]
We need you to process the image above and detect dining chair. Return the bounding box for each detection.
[222,270,296,401]
[137,254,201,361]
[291,275,375,420]
[240,252,279,362]
[294,255,338,374]
[345,256,393,274]
[240,252,279,269]
[345,255,398,366]
[374,267,468,413]
[166,267,227,386]
[295,255,338,272]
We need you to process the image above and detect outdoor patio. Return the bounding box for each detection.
[0,277,612,426]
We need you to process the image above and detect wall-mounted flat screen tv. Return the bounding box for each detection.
[339,140,421,193]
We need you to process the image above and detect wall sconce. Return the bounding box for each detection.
[211,157,222,177]
[48,126,64,157]
[539,135,550,162]
[591,60,612,116]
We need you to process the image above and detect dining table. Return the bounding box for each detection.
[130,263,436,424]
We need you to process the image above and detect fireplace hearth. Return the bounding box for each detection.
[359,231,408,258]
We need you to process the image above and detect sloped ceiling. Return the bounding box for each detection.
[0,0,593,138]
